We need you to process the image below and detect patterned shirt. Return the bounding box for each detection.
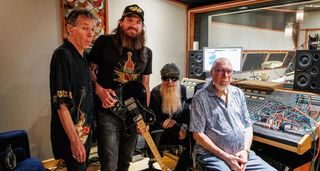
[189,82,252,155]
[50,39,94,158]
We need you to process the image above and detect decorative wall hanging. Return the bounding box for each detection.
[61,0,108,40]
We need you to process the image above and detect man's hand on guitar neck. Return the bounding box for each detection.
[95,83,117,108]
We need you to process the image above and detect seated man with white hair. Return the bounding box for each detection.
[190,58,276,171]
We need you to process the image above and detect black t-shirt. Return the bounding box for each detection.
[50,39,94,158]
[88,34,152,90]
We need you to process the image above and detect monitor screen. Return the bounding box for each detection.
[203,47,243,72]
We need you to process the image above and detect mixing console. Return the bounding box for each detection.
[242,86,320,151]
[181,78,206,99]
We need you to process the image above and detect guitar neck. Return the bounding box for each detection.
[136,118,169,171]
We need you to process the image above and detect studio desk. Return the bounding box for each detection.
[232,80,320,156]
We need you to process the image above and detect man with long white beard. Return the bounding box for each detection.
[190,58,276,171]
[150,63,192,171]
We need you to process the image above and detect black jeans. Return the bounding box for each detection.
[97,110,137,171]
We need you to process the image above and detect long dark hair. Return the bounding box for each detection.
[112,18,147,62]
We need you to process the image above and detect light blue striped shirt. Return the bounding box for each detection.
[190,82,252,155]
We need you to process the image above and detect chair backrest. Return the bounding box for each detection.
[0,130,30,164]
[194,82,206,95]
[150,129,164,149]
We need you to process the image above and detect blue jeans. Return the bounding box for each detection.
[97,110,137,171]
[197,150,277,171]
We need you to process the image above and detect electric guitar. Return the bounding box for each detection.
[125,97,170,171]
[110,81,170,171]
[109,81,155,130]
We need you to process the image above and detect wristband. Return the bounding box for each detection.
[181,123,188,130]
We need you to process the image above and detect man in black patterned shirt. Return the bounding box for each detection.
[50,9,96,170]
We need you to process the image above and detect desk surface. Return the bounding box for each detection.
[235,80,320,155]
[234,80,320,95]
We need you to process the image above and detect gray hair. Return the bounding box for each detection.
[210,57,232,72]
[66,8,96,26]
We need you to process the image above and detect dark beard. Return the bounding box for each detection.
[119,27,145,50]
[112,24,147,62]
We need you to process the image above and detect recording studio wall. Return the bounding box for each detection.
[188,50,206,80]
[293,50,320,93]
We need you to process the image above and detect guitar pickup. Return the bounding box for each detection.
[126,101,143,122]
[127,102,137,112]
[124,97,135,106]
[125,97,156,124]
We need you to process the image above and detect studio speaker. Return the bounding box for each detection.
[188,50,205,79]
[293,50,320,93]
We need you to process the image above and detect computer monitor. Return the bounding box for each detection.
[203,47,243,72]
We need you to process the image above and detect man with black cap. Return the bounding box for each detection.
[150,63,193,170]
[88,4,152,171]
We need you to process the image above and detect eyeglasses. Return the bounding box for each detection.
[215,69,234,75]
[162,77,179,82]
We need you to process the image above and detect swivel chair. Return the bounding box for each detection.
[194,82,206,95]
[189,82,206,171]
[142,129,165,171]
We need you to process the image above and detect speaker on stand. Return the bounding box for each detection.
[188,50,206,80]
[293,50,320,93]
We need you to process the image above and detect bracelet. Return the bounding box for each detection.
[181,123,188,130]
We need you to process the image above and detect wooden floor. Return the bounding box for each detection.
[43,150,178,171]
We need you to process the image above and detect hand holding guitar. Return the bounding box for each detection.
[95,83,117,108]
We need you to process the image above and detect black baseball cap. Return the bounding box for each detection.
[122,4,144,21]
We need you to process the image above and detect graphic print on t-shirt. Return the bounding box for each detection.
[114,51,140,83]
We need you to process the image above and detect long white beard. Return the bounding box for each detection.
[160,83,182,115]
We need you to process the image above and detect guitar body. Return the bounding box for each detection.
[110,81,155,130]
[110,81,170,171]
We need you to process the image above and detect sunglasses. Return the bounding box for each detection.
[162,76,179,82]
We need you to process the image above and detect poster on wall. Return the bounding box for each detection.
[61,0,108,40]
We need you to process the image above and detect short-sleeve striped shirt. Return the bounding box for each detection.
[189,82,252,155]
